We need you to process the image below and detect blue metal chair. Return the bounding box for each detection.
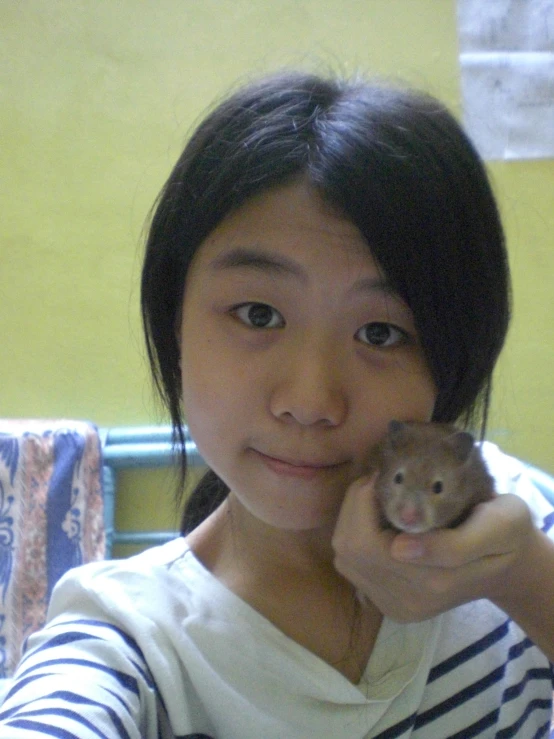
[101,426,206,558]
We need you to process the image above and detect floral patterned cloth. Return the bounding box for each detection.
[0,420,105,678]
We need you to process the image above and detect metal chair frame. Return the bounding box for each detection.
[100,426,205,558]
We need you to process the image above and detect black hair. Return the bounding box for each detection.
[140,71,511,534]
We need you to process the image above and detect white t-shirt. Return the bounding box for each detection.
[0,443,552,738]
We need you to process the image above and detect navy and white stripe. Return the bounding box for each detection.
[0,619,161,739]
[371,619,553,739]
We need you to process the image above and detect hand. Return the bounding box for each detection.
[332,474,536,623]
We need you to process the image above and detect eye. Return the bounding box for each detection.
[432,480,443,495]
[356,322,408,348]
[231,302,285,329]
[394,471,404,485]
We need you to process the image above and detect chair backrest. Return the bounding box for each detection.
[101,426,206,558]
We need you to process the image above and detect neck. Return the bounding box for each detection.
[189,492,340,580]
[186,493,383,685]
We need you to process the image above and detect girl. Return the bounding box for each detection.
[1,71,553,738]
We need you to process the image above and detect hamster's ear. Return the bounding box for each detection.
[448,431,475,462]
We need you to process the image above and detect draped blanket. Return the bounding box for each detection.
[0,420,105,678]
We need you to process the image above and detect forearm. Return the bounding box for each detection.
[491,527,554,663]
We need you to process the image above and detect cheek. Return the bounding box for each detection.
[414,376,437,421]
[181,353,223,423]
[180,310,221,401]
[179,335,246,462]
[180,329,215,420]
[180,370,226,472]
[368,365,437,424]
[401,356,438,419]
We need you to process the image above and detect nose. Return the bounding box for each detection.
[269,338,348,427]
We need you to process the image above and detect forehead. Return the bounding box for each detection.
[191,180,378,277]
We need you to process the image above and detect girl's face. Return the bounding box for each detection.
[180,180,436,532]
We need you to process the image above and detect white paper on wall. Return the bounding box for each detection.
[457,0,554,160]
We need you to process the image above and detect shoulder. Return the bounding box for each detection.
[30,538,215,708]
[481,442,554,531]
[433,596,552,687]
[46,537,202,626]
[2,539,207,737]
[417,599,553,736]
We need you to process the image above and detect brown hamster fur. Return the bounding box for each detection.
[374,421,496,533]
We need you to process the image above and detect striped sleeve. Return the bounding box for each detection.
[0,617,162,739]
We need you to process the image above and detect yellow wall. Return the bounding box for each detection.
[487,160,554,471]
[1,0,552,545]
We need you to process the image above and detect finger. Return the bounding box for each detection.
[333,473,384,552]
[391,494,530,567]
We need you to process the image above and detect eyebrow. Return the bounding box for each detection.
[208,245,398,297]
[208,247,308,281]
[351,276,399,297]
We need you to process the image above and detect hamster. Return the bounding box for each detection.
[373,420,496,534]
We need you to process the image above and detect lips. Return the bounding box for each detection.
[251,449,347,479]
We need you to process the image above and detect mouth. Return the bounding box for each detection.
[251,449,347,480]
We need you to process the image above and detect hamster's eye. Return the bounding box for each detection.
[432,480,443,495]
[394,472,404,485]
